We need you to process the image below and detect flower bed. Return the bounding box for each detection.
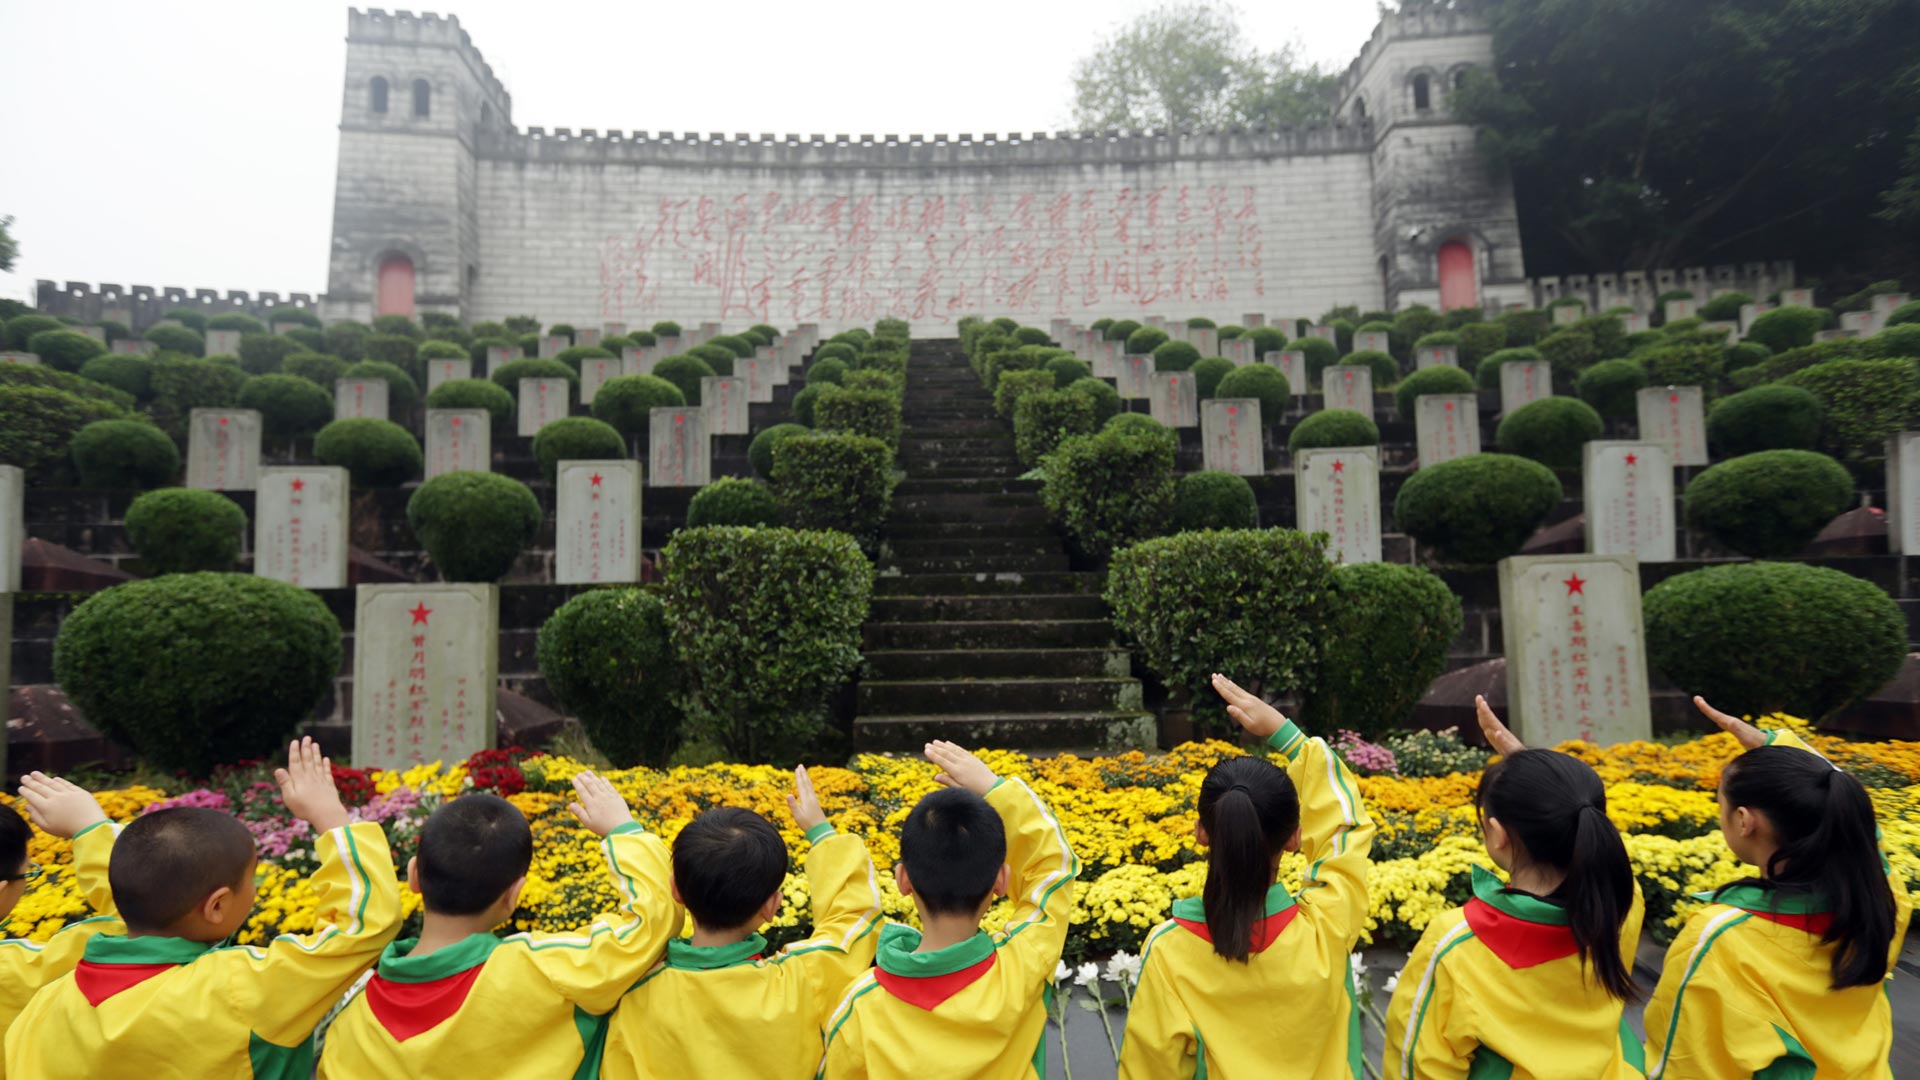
[9,722,1919,957]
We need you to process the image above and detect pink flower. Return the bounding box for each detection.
[143,789,232,815]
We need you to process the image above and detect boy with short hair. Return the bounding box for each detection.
[602,765,883,1078]
[317,768,678,1077]
[817,741,1079,1079]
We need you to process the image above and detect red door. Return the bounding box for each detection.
[377,256,416,317]
[1437,241,1477,310]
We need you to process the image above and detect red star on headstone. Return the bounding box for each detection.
[1331,459,1346,473]
[1444,401,1455,411]
[290,478,305,492]
[451,416,462,427]
[1563,573,1587,596]
[1669,393,1680,403]
[1624,454,1637,466]
[218,416,229,426]
[590,472,603,487]
[408,603,432,625]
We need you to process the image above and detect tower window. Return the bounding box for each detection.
[370,77,388,114]
[1454,67,1471,92]
[1353,97,1368,122]
[1412,74,1432,111]
[413,79,431,118]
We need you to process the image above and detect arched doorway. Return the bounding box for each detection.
[377,256,416,317]
[1437,240,1477,310]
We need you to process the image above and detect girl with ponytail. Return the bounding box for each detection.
[1384,697,1646,1080]
[1119,675,1376,1079]
[1644,698,1911,1079]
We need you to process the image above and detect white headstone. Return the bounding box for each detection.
[622,346,652,378]
[1497,554,1652,746]
[1499,361,1554,416]
[1148,372,1199,428]
[1192,327,1219,357]
[1663,298,1697,324]
[351,583,498,770]
[1416,395,1481,467]
[603,322,628,339]
[254,466,349,589]
[1871,293,1911,317]
[1552,305,1582,326]
[649,407,710,487]
[1322,366,1374,420]
[270,320,303,336]
[1636,386,1708,466]
[425,410,492,479]
[427,357,471,393]
[555,460,643,584]
[1117,355,1153,400]
[485,344,521,375]
[1738,303,1773,335]
[1780,288,1814,308]
[576,327,603,348]
[1840,311,1874,336]
[1622,313,1649,334]
[1167,320,1189,343]
[1092,341,1120,380]
[186,409,261,491]
[1268,350,1307,395]
[518,378,569,437]
[1202,399,1263,476]
[1416,345,1459,370]
[1242,313,1267,328]
[1294,447,1380,565]
[702,375,750,435]
[1886,433,1920,555]
[0,465,20,593]
[1144,315,1166,328]
[1224,338,1256,367]
[1354,331,1391,354]
[539,335,567,359]
[0,353,38,367]
[111,340,150,356]
[699,321,722,344]
[739,356,774,404]
[1307,324,1335,343]
[580,354,620,406]
[334,378,390,421]
[205,329,243,356]
[1583,442,1674,563]
[1700,321,1738,343]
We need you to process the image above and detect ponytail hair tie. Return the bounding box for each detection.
[1229,783,1252,795]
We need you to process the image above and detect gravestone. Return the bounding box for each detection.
[1050,317,1072,341]
[351,583,498,770]
[425,410,491,479]
[1144,315,1166,328]
[111,340,150,355]
[102,308,132,328]
[1148,372,1199,428]
[538,335,566,359]
[334,377,389,421]
[1663,298,1697,324]
[576,327,602,348]
[1738,303,1772,335]
[1552,305,1582,326]
[1307,324,1335,344]
[1167,320,1189,343]
[603,322,628,339]
[699,321,722,344]
[622,346,652,377]
[1885,433,1920,555]
[186,409,261,491]
[1871,293,1911,318]
[1415,345,1458,369]
[427,357,471,393]
[1224,338,1255,366]
[0,465,20,593]
[1636,386,1708,466]
[767,345,793,386]
[1499,361,1553,415]
[1415,395,1480,466]
[649,408,710,487]
[254,466,349,589]
[740,356,773,403]
[655,335,682,360]
[78,327,105,343]
[1781,288,1814,308]
[1700,321,1738,343]
[1583,442,1674,562]
[271,320,304,336]
[702,376,750,435]
[1294,447,1380,565]
[1354,331,1390,354]
[1840,312,1874,336]
[1092,341,1120,380]
[1322,366,1374,420]
[579,354,620,406]
[0,353,38,367]
[1496,554,1652,746]
[1117,355,1153,400]
[517,377,568,437]
[556,460,643,584]
[1192,327,1218,357]
[206,329,243,356]
[1268,350,1307,395]
[1202,399,1262,476]
[1242,313,1266,328]
[1622,312,1649,334]
[485,344,521,374]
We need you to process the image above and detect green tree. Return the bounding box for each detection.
[1070,3,1337,130]
[0,215,16,273]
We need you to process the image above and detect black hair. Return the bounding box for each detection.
[0,805,30,879]
[416,794,532,916]
[1196,755,1300,963]
[900,788,1007,917]
[1476,750,1639,1001]
[1718,745,1896,989]
[111,808,256,932]
[672,808,788,930]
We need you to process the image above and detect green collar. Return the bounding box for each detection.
[82,934,215,966]
[1169,882,1296,923]
[1471,866,1570,926]
[1698,883,1830,915]
[665,933,768,971]
[376,934,502,983]
[875,923,995,978]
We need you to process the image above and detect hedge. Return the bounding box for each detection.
[536,589,684,767]
[1287,409,1378,455]
[125,488,247,573]
[1705,384,1823,457]
[1068,377,1122,423]
[1301,562,1462,738]
[771,433,896,549]
[1683,450,1853,558]
[1394,454,1563,563]
[406,471,543,582]
[238,375,334,439]
[1213,365,1288,428]
[1013,389,1098,468]
[995,369,1057,421]
[144,324,205,357]
[687,476,781,528]
[1476,347,1544,391]
[1575,359,1648,420]
[1777,359,1920,472]
[26,329,107,373]
[1046,355,1092,388]
[1153,340,1200,372]
[1170,471,1259,531]
[283,353,350,390]
[237,334,302,376]
[749,423,812,480]
[313,418,422,487]
[532,416,626,483]
[489,357,579,393]
[1394,365,1476,421]
[70,420,177,490]
[1040,425,1176,562]
[591,375,684,436]
[425,378,516,431]
[78,355,153,401]
[1495,397,1603,470]
[815,387,903,448]
[1126,326,1170,355]
[0,384,137,483]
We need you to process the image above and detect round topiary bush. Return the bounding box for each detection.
[1171,471,1259,531]
[1287,409,1378,455]
[26,329,108,373]
[1013,389,1099,468]
[1302,562,1463,738]
[708,334,755,359]
[1495,397,1603,469]
[425,377,516,431]
[556,344,616,374]
[1342,350,1399,389]
[313,418,422,487]
[489,357,578,392]
[813,342,856,365]
[648,355,718,407]
[283,352,350,390]
[406,470,542,582]
[792,383,828,427]
[1643,562,1905,720]
[1246,326,1288,358]
[341,360,419,416]
[532,416,626,482]
[771,433,896,549]
[1288,337,1340,386]
[536,588,684,766]
[144,324,204,357]
[239,374,334,440]
[1040,424,1176,562]
[4,314,64,349]
[1723,341,1772,373]
[124,487,247,573]
[1574,359,1648,420]
[1683,450,1853,558]
[53,573,342,773]
[1213,365,1289,428]
[78,355,153,400]
[1045,355,1092,388]
[1128,327,1172,356]
[1190,356,1236,398]
[591,374,684,436]
[1705,384,1823,458]
[70,420,177,490]
[1069,377,1122,423]
[688,345,736,376]
[651,320,682,338]
[1744,306,1822,353]
[0,383,138,483]
[1152,340,1200,372]
[688,476,781,528]
[1778,358,1920,472]
[1476,347,1544,391]
[1105,319,1142,343]
[1394,453,1563,563]
[806,356,850,387]
[1394,364,1476,421]
[1105,412,1168,437]
[746,423,810,481]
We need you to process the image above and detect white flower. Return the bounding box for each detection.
[1104,951,1142,986]
[1075,962,1101,987]
[1349,953,1368,984]
[1382,969,1401,995]
[1054,961,1071,984]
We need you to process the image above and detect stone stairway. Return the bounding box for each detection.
[853,340,1155,752]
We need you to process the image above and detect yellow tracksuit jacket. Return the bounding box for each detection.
[5,820,400,1079]
[318,822,678,1080]
[1383,865,1648,1079]
[1643,729,1914,1080]
[1118,719,1377,1080]
[0,822,122,1080]
[602,824,883,1079]
[817,776,1079,1080]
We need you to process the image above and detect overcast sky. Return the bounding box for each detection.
[0,0,1382,305]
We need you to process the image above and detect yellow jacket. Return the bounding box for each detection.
[319,823,678,1080]
[0,822,122,1080]
[5,821,400,1079]
[602,825,883,1080]
[1643,729,1914,1080]
[1118,719,1376,1080]
[817,776,1079,1080]
[1384,866,1648,1080]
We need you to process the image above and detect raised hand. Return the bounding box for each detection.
[1211,674,1285,739]
[786,765,827,832]
[18,773,109,840]
[1693,696,1770,750]
[276,737,349,834]
[1475,695,1526,757]
[925,741,997,796]
[567,770,636,839]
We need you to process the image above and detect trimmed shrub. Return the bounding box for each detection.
[749,423,812,480]
[1105,319,1143,343]
[1745,306,1822,353]
[125,488,246,573]
[265,308,321,329]
[26,329,107,373]
[1723,341,1772,373]
[1302,562,1462,737]
[1394,454,1563,563]
[1011,326,1050,347]
[1778,359,1920,471]
[1214,365,1289,428]
[532,416,625,482]
[1575,359,1648,420]
[706,334,753,359]
[53,573,341,773]
[1279,337,1334,386]
[1171,471,1259,531]
[536,589,683,767]
[688,476,781,528]
[1152,340,1200,372]
[313,418,422,487]
[283,352,350,389]
[590,374,683,436]
[556,344,616,374]
[1342,350,1398,388]
[239,374,334,439]
[365,333,420,373]
[1643,563,1905,720]
[1684,450,1852,558]
[1866,324,1920,360]
[324,323,369,363]
[1246,326,1288,358]
[1014,389,1098,468]
[1535,328,1597,373]
[995,368,1057,420]
[1288,409,1378,454]
[78,355,153,400]
[1495,397,1603,470]
[814,342,856,365]
[1394,365,1476,421]
[1639,344,1723,390]
[1045,355,1092,388]
[371,315,420,339]
[790,383,828,427]
[771,432,895,548]
[341,360,419,416]
[70,420,177,490]
[815,387,903,448]
[4,314,64,349]
[1040,425,1176,562]
[806,356,849,388]
[1497,309,1550,347]
[1476,347,1543,391]
[150,356,249,430]
[1068,377,1122,423]
[144,324,204,357]
[235,334,300,375]
[1190,356,1236,398]
[1105,413,1167,437]
[426,378,515,431]
[490,357,579,396]
[0,384,137,483]
[406,471,542,582]
[1458,321,1508,365]
[651,320,682,337]
[1699,292,1751,321]
[1706,385,1823,458]
[1887,300,1920,328]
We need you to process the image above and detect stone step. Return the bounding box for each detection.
[896,463,1023,479]
[895,477,1040,496]
[902,420,1006,435]
[898,437,1014,452]
[862,618,1116,650]
[868,594,1109,622]
[852,711,1155,752]
[881,553,1072,574]
[886,537,1063,558]
[862,648,1130,680]
[872,571,1106,596]
[857,677,1143,714]
[884,515,1053,535]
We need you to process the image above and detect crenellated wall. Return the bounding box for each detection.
[32,281,321,329]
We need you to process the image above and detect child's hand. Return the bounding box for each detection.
[1475,695,1527,757]
[18,773,109,840]
[1694,696,1770,750]
[1212,674,1285,739]
[568,771,635,839]
[276,737,349,834]
[786,765,828,833]
[925,741,997,796]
